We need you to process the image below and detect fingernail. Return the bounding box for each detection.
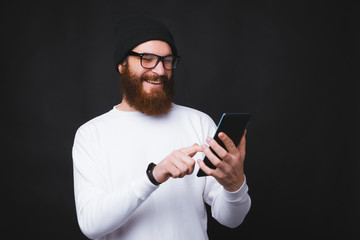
[206,137,212,143]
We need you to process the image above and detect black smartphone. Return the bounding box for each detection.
[197,113,251,177]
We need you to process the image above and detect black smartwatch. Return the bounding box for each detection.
[146,162,161,186]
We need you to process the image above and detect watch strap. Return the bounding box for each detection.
[146,162,161,186]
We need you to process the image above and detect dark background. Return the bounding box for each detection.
[3,0,358,239]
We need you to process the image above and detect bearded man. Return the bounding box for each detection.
[72,16,251,240]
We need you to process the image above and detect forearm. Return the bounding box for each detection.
[210,179,251,228]
[75,174,158,239]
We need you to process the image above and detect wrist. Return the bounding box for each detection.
[224,175,245,192]
[146,162,161,186]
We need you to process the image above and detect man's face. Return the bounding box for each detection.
[118,40,175,116]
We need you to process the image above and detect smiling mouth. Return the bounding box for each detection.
[145,79,162,85]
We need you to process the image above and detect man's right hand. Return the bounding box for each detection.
[152,144,203,184]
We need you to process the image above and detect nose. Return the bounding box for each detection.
[151,60,166,76]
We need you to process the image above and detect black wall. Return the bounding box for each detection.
[3,1,358,239]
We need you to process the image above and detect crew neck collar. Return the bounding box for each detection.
[109,103,178,118]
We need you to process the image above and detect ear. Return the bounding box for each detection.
[117,64,123,74]
[117,60,128,74]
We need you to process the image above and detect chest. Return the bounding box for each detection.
[98,118,205,190]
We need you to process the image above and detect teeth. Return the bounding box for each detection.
[146,79,162,84]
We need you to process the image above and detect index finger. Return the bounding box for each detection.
[180,143,203,157]
[218,132,238,154]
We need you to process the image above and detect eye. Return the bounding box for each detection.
[163,56,174,64]
[142,54,157,62]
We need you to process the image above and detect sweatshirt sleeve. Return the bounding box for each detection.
[72,124,158,239]
[203,176,251,228]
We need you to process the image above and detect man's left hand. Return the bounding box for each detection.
[198,131,247,192]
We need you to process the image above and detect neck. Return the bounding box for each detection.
[116,98,137,112]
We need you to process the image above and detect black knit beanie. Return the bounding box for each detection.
[113,16,178,72]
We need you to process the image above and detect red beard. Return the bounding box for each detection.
[120,66,174,116]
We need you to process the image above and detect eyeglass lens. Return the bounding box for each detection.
[141,54,178,70]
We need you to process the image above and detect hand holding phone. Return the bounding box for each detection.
[197,113,251,177]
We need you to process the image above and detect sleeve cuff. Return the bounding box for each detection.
[222,176,249,202]
[130,173,159,201]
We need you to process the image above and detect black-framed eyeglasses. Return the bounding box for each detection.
[127,51,181,70]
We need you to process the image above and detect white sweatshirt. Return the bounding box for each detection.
[72,104,251,240]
